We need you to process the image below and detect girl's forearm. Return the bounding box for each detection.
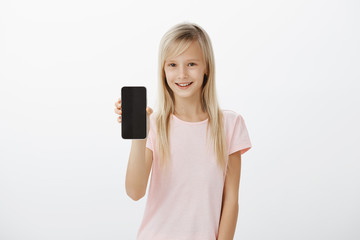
[125,139,148,200]
[217,201,239,240]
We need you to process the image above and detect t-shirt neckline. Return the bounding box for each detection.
[171,113,208,125]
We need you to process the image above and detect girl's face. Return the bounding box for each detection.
[164,40,207,101]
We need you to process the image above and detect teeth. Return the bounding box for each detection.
[178,82,191,87]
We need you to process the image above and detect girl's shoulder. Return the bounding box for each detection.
[221,109,242,121]
[221,109,248,134]
[221,109,248,129]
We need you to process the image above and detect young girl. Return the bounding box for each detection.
[114,22,252,240]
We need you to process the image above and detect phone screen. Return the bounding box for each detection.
[121,86,147,139]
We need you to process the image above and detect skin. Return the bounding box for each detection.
[164,40,208,122]
[217,151,241,240]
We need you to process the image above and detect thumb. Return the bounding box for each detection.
[146,106,153,115]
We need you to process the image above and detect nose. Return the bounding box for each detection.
[177,65,188,80]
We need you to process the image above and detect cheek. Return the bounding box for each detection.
[191,69,205,79]
[165,70,176,81]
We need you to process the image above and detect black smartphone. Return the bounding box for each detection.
[121,86,147,139]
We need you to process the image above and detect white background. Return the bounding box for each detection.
[1,0,359,239]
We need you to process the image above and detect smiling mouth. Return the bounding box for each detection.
[176,82,193,87]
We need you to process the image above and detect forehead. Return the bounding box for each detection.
[166,40,204,61]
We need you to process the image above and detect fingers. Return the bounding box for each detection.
[115,98,122,114]
[115,98,121,109]
[115,110,122,123]
[146,106,153,115]
[114,107,122,115]
[115,98,122,123]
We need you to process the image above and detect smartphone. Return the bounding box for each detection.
[121,86,147,139]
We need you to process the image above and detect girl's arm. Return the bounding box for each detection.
[120,103,153,201]
[125,139,153,201]
[217,151,242,240]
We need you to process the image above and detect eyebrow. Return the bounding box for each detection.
[166,59,200,62]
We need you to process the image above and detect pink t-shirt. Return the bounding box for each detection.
[136,110,252,240]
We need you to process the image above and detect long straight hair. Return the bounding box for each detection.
[154,22,228,175]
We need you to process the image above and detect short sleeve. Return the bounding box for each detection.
[228,114,252,155]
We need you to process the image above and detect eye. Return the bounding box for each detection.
[168,63,176,67]
[188,62,196,66]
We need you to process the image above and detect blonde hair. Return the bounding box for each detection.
[154,22,228,175]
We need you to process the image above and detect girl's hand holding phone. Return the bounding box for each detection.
[114,98,153,137]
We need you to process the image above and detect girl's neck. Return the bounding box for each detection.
[173,102,208,122]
